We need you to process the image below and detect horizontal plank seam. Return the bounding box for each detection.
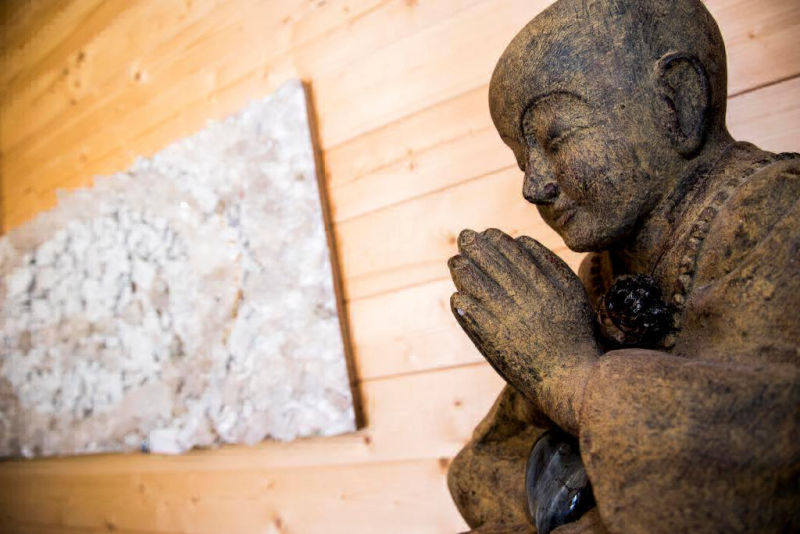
[335,163,515,224]
[361,359,487,385]
[0,519,184,534]
[330,125,494,189]
[0,450,462,479]
[346,272,450,303]
[345,244,574,304]
[324,84,488,163]
[728,72,800,99]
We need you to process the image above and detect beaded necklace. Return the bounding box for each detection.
[591,145,796,350]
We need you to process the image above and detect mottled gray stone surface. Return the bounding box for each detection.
[0,80,356,457]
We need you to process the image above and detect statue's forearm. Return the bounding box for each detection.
[576,348,799,532]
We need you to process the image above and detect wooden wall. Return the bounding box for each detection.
[0,1,798,532]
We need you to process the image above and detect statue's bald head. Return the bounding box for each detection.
[488,0,735,252]
[490,0,727,143]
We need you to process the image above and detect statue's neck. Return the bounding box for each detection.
[611,134,739,275]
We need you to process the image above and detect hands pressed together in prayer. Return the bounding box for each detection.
[448,228,601,435]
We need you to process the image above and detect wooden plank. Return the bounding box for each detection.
[331,125,508,222]
[728,76,800,152]
[4,0,800,231]
[0,1,114,87]
[0,458,469,534]
[312,0,550,148]
[0,522,171,534]
[349,278,483,379]
[0,364,504,532]
[0,0,483,220]
[716,0,800,97]
[313,0,800,148]
[323,85,489,189]
[1,0,186,148]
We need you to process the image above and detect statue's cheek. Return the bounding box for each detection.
[551,137,611,200]
[554,158,597,201]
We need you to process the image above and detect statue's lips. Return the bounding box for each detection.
[556,209,575,227]
[544,206,576,229]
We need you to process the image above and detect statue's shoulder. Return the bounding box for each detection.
[679,153,800,361]
[696,151,800,284]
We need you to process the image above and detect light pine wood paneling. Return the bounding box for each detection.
[1,0,798,532]
[3,0,800,229]
[0,365,504,532]
[728,76,800,151]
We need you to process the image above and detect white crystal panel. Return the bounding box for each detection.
[0,80,355,457]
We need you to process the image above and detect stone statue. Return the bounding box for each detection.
[446,1,800,532]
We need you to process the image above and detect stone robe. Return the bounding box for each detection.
[448,143,800,533]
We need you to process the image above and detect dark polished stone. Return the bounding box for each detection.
[525,429,595,534]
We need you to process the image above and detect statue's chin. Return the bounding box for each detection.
[558,230,614,254]
[542,212,609,253]
[556,217,633,253]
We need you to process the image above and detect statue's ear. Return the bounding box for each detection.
[652,52,712,158]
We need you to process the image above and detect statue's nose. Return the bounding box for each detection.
[522,154,558,205]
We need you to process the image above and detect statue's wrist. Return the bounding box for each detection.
[541,342,599,435]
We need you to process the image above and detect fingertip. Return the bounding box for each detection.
[517,235,549,259]
[450,292,467,318]
[481,227,503,240]
[457,229,477,248]
[516,235,543,248]
[447,254,461,271]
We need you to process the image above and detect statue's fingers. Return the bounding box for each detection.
[448,254,509,309]
[451,292,536,395]
[458,229,526,296]
[450,292,501,356]
[481,228,544,286]
[516,236,577,288]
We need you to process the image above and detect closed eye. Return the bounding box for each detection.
[545,125,588,153]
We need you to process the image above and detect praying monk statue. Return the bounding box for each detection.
[446,0,799,532]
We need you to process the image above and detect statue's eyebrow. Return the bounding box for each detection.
[518,90,588,138]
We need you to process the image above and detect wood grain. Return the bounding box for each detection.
[3,0,799,229]
[1,0,798,532]
[0,364,504,532]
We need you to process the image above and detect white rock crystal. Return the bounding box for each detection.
[0,80,355,457]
